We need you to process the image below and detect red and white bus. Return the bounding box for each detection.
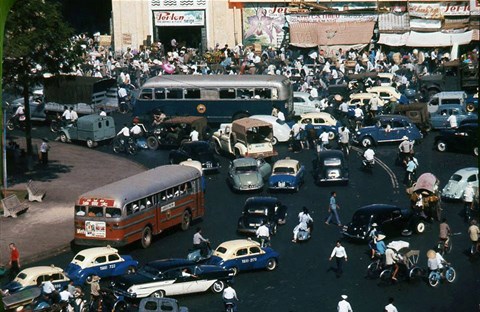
[74,165,204,248]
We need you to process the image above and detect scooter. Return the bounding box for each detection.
[297,221,313,242]
[187,242,213,262]
[7,115,26,131]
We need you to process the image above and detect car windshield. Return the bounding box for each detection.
[235,165,257,173]
[190,144,210,154]
[73,255,86,263]
[352,212,370,224]
[324,158,341,166]
[450,174,463,182]
[274,167,295,174]
[140,265,161,278]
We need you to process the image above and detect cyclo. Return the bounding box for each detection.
[377,240,424,283]
[406,173,442,223]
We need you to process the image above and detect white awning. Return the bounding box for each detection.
[378,30,473,47]
[378,33,409,46]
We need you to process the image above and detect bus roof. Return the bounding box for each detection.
[141,75,290,89]
[78,165,201,206]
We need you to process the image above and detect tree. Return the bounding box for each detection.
[3,0,82,158]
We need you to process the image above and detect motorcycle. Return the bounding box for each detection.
[428,263,456,287]
[112,136,138,155]
[7,115,26,131]
[187,241,213,262]
[225,301,236,312]
[362,157,375,170]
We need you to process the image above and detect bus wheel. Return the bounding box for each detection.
[181,210,191,231]
[141,226,152,248]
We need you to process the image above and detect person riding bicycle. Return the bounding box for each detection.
[427,249,446,273]
[439,218,451,249]
[12,103,26,123]
[385,247,402,281]
[256,221,270,248]
[222,282,238,311]
[363,147,375,167]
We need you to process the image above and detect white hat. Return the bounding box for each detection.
[372,223,378,227]
[377,234,386,241]
[402,136,408,140]
[341,295,348,299]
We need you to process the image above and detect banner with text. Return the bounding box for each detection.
[154,10,205,26]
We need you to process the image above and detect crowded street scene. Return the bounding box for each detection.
[0,0,479,311]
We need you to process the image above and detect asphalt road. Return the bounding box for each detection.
[23,117,480,311]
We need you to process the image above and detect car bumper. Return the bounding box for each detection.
[74,238,128,247]
[112,288,137,299]
[341,229,367,241]
[233,185,263,191]
[248,150,278,158]
[268,185,296,190]
[441,193,461,200]
[237,227,257,235]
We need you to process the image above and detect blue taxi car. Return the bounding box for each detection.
[65,246,138,285]
[207,239,279,276]
[268,158,305,192]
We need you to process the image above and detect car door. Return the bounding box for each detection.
[257,158,272,179]
[247,246,263,270]
[107,253,123,276]
[93,255,109,278]
[389,120,406,141]
[234,247,253,271]
[431,108,450,129]
[376,119,391,142]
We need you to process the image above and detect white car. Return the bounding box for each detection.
[250,115,291,145]
[442,167,479,200]
[293,92,320,115]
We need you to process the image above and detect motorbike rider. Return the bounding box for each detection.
[117,123,130,147]
[256,221,270,248]
[292,207,313,243]
[193,227,210,257]
[363,147,375,167]
[130,117,145,140]
[117,85,129,105]
[222,282,238,311]
[13,103,26,124]
[59,285,73,312]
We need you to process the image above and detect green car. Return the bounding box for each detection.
[228,157,271,192]
[59,114,116,148]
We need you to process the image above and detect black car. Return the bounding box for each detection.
[434,122,478,156]
[313,150,349,184]
[341,204,425,242]
[237,197,287,235]
[169,141,220,172]
[111,259,233,298]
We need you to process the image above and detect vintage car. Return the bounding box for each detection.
[58,115,116,148]
[313,150,349,184]
[293,91,321,115]
[295,112,340,138]
[377,73,395,87]
[2,265,70,294]
[341,204,425,241]
[207,239,280,275]
[348,93,385,110]
[366,86,408,104]
[426,91,467,113]
[111,259,233,299]
[442,167,479,200]
[237,197,288,235]
[147,116,210,149]
[352,115,423,147]
[434,122,478,156]
[227,157,271,192]
[139,297,189,312]
[169,141,220,173]
[429,104,477,130]
[268,158,305,192]
[249,115,291,145]
[64,246,139,285]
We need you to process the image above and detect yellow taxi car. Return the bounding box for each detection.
[2,265,70,294]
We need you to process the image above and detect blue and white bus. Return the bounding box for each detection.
[133,75,293,122]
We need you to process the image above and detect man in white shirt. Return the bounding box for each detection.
[62,106,71,121]
[59,286,73,302]
[256,222,270,247]
[384,297,398,312]
[222,284,238,309]
[118,86,128,103]
[193,227,209,256]
[329,240,348,276]
[427,249,445,272]
[117,123,130,138]
[337,295,353,312]
[69,107,78,123]
[363,148,375,161]
[189,128,199,141]
[13,104,25,121]
[318,130,330,150]
[446,112,457,129]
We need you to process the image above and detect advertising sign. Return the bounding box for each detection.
[408,3,442,19]
[243,5,287,47]
[154,10,205,26]
[85,221,106,238]
[79,197,115,207]
[287,14,377,23]
[442,2,471,15]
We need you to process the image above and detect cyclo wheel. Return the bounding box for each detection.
[445,267,456,283]
[379,268,392,282]
[366,261,380,278]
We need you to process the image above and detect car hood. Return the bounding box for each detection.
[195,152,218,164]
[113,272,156,290]
[206,255,225,266]
[442,180,464,198]
[234,172,262,185]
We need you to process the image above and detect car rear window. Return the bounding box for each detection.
[216,247,227,254]
[274,167,295,174]
[450,174,462,182]
[235,166,257,173]
[17,273,27,280]
[324,158,341,166]
[74,255,86,262]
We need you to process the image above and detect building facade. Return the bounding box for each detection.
[111,0,479,53]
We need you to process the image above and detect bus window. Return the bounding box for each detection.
[126,203,133,215]
[140,89,153,100]
[237,88,254,99]
[75,206,86,216]
[161,191,167,201]
[106,208,121,218]
[154,88,166,99]
[166,89,184,99]
[272,88,278,99]
[88,207,103,217]
[184,89,201,99]
[255,88,272,99]
[219,88,236,99]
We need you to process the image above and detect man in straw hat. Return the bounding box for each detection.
[337,294,353,312]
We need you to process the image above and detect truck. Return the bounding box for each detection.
[418,60,478,100]
[212,117,278,159]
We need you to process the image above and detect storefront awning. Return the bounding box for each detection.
[378,30,473,47]
[289,21,375,47]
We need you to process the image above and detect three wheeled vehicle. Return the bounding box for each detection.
[147,116,210,150]
[407,173,442,221]
[393,102,431,134]
[59,114,116,148]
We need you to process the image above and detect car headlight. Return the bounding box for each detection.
[127,288,133,293]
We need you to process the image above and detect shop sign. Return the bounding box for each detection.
[154,10,205,26]
[442,2,471,15]
[287,14,377,23]
[243,6,287,47]
[408,3,442,19]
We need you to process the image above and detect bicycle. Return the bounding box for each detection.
[436,233,460,256]
[366,254,385,278]
[428,263,456,287]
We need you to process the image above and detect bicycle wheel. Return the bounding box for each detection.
[379,268,392,281]
[112,139,123,154]
[445,267,456,283]
[428,272,440,287]
[408,266,423,280]
[366,261,380,278]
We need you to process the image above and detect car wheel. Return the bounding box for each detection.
[86,139,95,148]
[415,221,425,234]
[231,267,239,276]
[126,266,136,275]
[474,147,478,157]
[266,258,277,271]
[113,301,128,312]
[181,210,191,231]
[141,226,152,249]
[147,136,159,150]
[151,290,165,298]
[271,136,278,145]
[436,140,447,152]
[210,280,225,293]
[85,275,94,284]
[328,131,335,140]
[60,133,68,143]
[361,136,373,147]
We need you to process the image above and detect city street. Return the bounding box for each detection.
[24,118,480,312]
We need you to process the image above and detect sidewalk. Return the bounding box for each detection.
[0,138,145,265]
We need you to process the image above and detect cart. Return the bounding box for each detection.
[379,241,424,282]
[407,173,442,221]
